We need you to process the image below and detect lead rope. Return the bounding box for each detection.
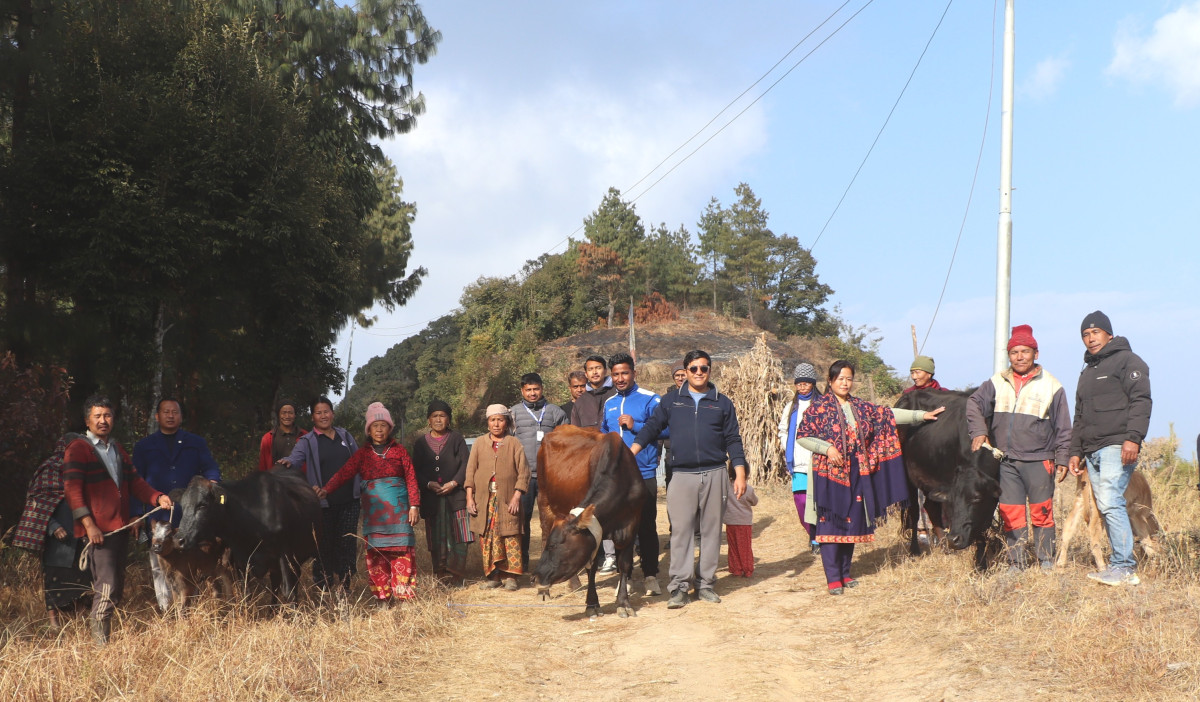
[78,505,166,571]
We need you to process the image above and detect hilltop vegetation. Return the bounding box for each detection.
[341,184,901,437]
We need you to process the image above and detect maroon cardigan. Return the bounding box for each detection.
[63,437,163,537]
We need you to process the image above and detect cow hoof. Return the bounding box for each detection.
[537,588,551,602]
[618,606,635,618]
[585,606,601,617]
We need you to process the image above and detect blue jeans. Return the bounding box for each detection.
[1084,445,1136,570]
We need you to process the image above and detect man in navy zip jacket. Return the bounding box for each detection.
[601,352,666,596]
[633,350,747,609]
[132,398,220,611]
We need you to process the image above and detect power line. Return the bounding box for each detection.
[625,0,877,207]
[919,0,999,353]
[540,1,863,256]
[809,0,956,252]
[623,0,857,196]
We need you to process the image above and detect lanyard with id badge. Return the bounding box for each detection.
[525,405,546,443]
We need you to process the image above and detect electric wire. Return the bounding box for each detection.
[809,0,955,252]
[918,0,998,354]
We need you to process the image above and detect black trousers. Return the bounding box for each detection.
[637,476,660,577]
[315,502,360,591]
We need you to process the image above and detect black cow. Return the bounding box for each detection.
[895,388,1002,570]
[534,426,647,618]
[176,468,321,602]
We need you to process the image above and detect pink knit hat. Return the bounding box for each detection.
[364,402,394,431]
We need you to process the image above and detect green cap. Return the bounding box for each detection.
[911,355,935,375]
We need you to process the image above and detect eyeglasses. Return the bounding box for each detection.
[687,365,710,374]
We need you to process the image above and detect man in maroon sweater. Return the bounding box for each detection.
[64,394,171,644]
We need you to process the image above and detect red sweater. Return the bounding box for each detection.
[63,438,163,537]
[322,442,420,506]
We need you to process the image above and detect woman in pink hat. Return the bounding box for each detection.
[318,402,421,604]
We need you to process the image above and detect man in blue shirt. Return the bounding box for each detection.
[633,350,747,609]
[601,352,665,596]
[132,398,220,611]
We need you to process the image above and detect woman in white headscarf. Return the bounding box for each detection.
[465,404,530,591]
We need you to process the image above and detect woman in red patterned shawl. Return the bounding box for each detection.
[797,361,943,595]
[318,402,420,605]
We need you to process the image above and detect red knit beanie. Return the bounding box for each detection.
[1007,324,1038,351]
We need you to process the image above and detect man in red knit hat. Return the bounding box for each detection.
[966,324,1072,572]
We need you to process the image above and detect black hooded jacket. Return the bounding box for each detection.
[1069,336,1152,456]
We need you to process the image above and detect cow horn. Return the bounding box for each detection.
[569,506,603,545]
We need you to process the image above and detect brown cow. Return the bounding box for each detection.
[1056,470,1161,570]
[534,425,647,618]
[150,521,234,608]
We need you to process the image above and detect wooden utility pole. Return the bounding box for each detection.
[911,324,919,358]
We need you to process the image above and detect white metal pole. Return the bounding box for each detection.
[993,0,1015,374]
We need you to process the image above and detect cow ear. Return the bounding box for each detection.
[574,504,596,530]
[927,490,949,502]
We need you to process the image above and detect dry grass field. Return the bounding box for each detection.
[3,455,1199,701]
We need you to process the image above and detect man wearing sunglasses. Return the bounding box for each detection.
[632,350,746,609]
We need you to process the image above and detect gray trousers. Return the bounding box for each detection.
[666,467,727,594]
[88,532,129,622]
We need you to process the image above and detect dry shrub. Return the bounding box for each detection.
[718,334,788,484]
[632,293,679,324]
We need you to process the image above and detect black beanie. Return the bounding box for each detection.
[427,399,452,421]
[1080,310,1113,336]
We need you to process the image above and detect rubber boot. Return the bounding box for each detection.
[1004,526,1029,569]
[90,617,110,645]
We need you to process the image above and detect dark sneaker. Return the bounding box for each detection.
[666,590,688,609]
[697,588,721,603]
[843,578,858,589]
[828,586,844,596]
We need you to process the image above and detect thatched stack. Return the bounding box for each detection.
[717,334,789,484]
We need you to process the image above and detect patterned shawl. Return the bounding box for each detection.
[13,434,82,552]
[797,393,907,522]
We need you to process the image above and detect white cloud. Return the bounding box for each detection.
[334,74,770,393]
[1109,2,1200,106]
[1020,55,1070,100]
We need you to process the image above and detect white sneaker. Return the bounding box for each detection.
[644,575,662,596]
[598,555,617,574]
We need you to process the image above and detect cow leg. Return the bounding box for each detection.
[925,501,947,549]
[615,544,636,618]
[278,556,299,604]
[584,565,601,617]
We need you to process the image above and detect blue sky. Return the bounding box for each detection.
[337,1,1200,449]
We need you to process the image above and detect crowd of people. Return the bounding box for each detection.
[13,308,1153,644]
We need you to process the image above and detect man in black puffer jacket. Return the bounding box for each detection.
[1066,311,1151,587]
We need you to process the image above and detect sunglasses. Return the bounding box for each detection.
[687,365,710,374]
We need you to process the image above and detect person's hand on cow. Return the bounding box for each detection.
[970,435,988,453]
[618,414,635,431]
[275,458,292,467]
[409,506,420,526]
[1068,455,1085,477]
[923,407,945,422]
[507,492,522,516]
[1121,440,1140,466]
[826,446,844,468]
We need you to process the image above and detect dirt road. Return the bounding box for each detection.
[412,485,1054,702]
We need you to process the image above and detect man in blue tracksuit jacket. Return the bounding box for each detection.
[601,352,666,595]
[132,398,221,611]
[633,349,746,609]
